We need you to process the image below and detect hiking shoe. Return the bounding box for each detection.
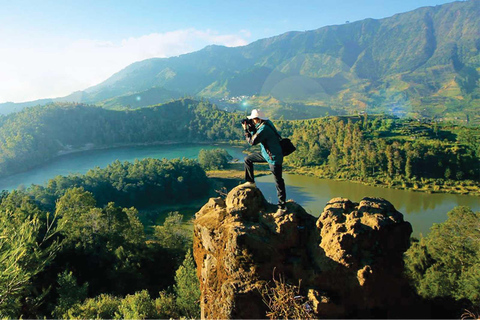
[238,181,256,188]
[274,208,287,218]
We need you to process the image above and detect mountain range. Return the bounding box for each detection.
[1,0,479,122]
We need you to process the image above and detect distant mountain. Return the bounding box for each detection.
[96,87,183,110]
[2,1,479,122]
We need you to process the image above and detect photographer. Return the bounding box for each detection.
[240,109,287,217]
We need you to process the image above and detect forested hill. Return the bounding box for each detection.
[0,99,243,178]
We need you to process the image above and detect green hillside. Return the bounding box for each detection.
[96,87,183,110]
[81,0,480,122]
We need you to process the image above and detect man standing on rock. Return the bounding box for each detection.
[240,109,287,217]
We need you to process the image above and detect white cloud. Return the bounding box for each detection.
[0,29,249,103]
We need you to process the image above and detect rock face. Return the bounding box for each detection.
[193,185,416,319]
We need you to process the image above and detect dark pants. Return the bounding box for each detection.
[244,153,286,208]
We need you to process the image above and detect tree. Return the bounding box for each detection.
[174,250,201,319]
[0,191,61,318]
[198,148,233,170]
[153,212,192,260]
[62,294,121,319]
[405,206,480,304]
[386,145,394,178]
[327,144,340,174]
[52,271,88,318]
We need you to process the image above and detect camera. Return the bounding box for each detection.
[241,118,256,133]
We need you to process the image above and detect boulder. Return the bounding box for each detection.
[193,185,417,319]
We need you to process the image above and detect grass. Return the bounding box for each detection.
[206,163,270,179]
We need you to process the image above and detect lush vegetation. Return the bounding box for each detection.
[405,206,480,307]
[0,99,244,178]
[0,158,205,319]
[1,98,479,317]
[27,157,210,210]
[198,148,233,170]
[277,115,480,193]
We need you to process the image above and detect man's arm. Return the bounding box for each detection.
[244,126,265,146]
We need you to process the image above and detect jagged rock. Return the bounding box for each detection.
[193,186,417,319]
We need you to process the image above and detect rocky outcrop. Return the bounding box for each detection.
[193,185,417,319]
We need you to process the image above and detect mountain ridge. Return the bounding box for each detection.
[1,0,478,121]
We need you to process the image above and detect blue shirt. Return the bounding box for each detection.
[245,120,283,165]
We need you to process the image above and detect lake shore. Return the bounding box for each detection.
[207,163,480,197]
[287,166,480,197]
[0,140,246,182]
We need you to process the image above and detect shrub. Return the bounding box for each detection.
[259,271,313,319]
[198,148,232,170]
[62,294,121,319]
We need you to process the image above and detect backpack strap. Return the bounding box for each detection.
[264,121,282,140]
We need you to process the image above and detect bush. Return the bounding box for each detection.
[0,191,61,318]
[63,294,121,319]
[62,290,181,320]
[153,212,192,254]
[117,290,157,319]
[259,272,313,319]
[198,148,232,170]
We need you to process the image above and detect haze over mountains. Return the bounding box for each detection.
[2,0,479,121]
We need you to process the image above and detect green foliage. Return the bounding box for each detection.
[53,271,88,318]
[0,191,61,318]
[154,291,181,319]
[56,188,145,250]
[116,290,158,320]
[0,99,243,178]
[198,148,233,170]
[62,294,121,320]
[405,206,480,304]
[52,188,173,297]
[154,212,192,254]
[280,116,480,183]
[62,290,181,320]
[29,157,211,209]
[174,250,201,318]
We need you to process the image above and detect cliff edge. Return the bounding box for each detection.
[193,185,418,319]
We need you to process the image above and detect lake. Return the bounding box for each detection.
[256,174,479,237]
[0,144,478,237]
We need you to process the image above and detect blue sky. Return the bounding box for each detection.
[0,0,455,103]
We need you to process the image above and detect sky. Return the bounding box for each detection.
[0,0,456,103]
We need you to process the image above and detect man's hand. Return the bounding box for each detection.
[242,123,247,130]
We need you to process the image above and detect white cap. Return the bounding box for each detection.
[247,109,269,120]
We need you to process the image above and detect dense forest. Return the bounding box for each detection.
[405,206,480,310]
[0,158,206,318]
[278,115,480,192]
[27,157,210,210]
